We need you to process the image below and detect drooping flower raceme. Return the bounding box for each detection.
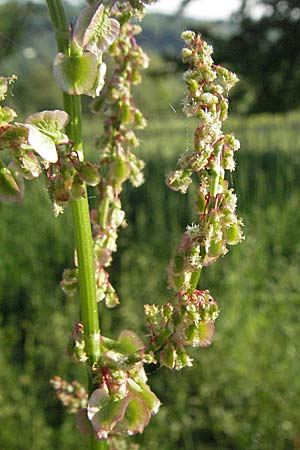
[144,31,243,370]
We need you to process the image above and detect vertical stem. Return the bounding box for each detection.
[45,0,101,379]
[46,2,103,448]
[210,148,222,198]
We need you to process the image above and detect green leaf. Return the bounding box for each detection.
[136,382,161,415]
[117,330,144,355]
[116,392,151,436]
[88,387,128,440]
[53,51,99,97]
[16,151,42,180]
[76,408,94,435]
[25,124,58,163]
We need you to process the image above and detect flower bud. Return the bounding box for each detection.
[166,169,192,194]
[188,79,198,93]
[61,268,79,296]
[160,342,176,369]
[76,162,100,186]
[207,239,225,258]
[110,206,125,228]
[182,48,193,63]
[219,99,228,121]
[144,304,159,327]
[131,69,141,85]
[181,30,195,44]
[120,103,132,124]
[71,177,85,200]
[134,110,146,128]
[197,189,207,213]
[0,165,24,202]
[105,284,119,308]
[15,151,42,180]
[225,222,243,245]
[162,303,174,321]
[110,157,130,185]
[175,348,193,370]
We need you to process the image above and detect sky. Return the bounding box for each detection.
[146,0,242,20]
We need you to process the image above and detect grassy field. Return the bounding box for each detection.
[1,110,300,449]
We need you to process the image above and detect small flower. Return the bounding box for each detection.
[166,169,192,194]
[0,106,17,126]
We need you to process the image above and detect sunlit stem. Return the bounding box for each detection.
[46,2,103,448]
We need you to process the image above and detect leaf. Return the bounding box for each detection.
[117,330,144,355]
[25,124,58,163]
[88,387,129,440]
[53,51,99,97]
[116,392,151,436]
[134,382,161,415]
[74,3,120,54]
[76,408,93,435]
[26,110,69,145]
[86,62,107,98]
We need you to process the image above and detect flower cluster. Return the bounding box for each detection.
[145,289,219,369]
[91,14,150,307]
[50,376,88,414]
[1,1,243,445]
[0,94,101,214]
[143,32,243,370]
[166,31,243,290]
[68,328,159,440]
[0,78,82,206]
[58,28,243,443]
[59,1,155,308]
[62,4,153,308]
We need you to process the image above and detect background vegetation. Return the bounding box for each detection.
[1,1,300,449]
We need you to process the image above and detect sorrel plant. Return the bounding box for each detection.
[0,1,243,448]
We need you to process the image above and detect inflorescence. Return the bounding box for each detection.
[0,4,242,446]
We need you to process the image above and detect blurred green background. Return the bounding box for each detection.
[1,1,300,449]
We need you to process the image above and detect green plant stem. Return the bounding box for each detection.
[46,1,103,448]
[210,148,222,198]
[46,0,100,367]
